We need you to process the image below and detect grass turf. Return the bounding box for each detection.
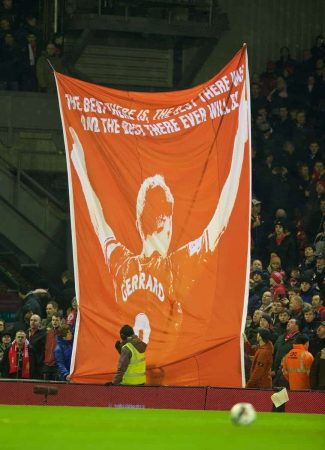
[0,405,323,450]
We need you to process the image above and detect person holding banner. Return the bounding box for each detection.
[68,88,248,365]
[109,324,147,386]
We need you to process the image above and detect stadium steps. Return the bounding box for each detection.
[0,153,68,279]
[63,1,228,90]
[0,91,66,173]
[75,45,174,88]
[0,237,65,319]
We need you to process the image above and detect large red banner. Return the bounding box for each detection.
[55,46,251,386]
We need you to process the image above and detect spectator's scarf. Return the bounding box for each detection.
[8,340,30,378]
[275,233,286,246]
[284,330,299,342]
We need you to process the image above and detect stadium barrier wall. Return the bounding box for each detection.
[0,380,324,413]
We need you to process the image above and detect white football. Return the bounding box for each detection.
[230,402,256,426]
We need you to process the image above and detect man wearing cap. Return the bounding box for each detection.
[259,313,278,343]
[282,334,314,390]
[299,274,316,303]
[299,245,316,273]
[246,309,263,346]
[246,328,273,388]
[251,270,268,299]
[110,325,147,386]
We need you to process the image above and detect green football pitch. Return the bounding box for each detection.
[0,405,323,450]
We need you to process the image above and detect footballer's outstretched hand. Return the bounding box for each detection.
[237,87,248,146]
[70,127,87,176]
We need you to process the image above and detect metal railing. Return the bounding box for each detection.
[0,153,66,213]
[70,0,218,25]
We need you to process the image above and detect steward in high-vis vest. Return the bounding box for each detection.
[111,325,147,386]
[282,334,314,390]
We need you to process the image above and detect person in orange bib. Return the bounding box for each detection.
[282,334,314,390]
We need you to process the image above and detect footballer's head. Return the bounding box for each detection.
[136,175,174,256]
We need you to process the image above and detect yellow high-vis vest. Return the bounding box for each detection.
[121,342,146,385]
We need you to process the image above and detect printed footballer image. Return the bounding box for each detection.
[69,88,248,364]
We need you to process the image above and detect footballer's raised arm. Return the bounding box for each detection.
[205,86,248,251]
[69,127,117,255]
[175,86,248,259]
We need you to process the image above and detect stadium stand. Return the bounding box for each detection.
[0,0,324,391]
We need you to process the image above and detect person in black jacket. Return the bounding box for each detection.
[60,271,75,317]
[0,330,37,379]
[268,220,297,272]
[309,321,325,356]
[28,314,46,378]
[310,348,325,390]
[272,318,301,386]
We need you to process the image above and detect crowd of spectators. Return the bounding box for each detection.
[0,271,77,381]
[245,35,325,390]
[0,0,65,92]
